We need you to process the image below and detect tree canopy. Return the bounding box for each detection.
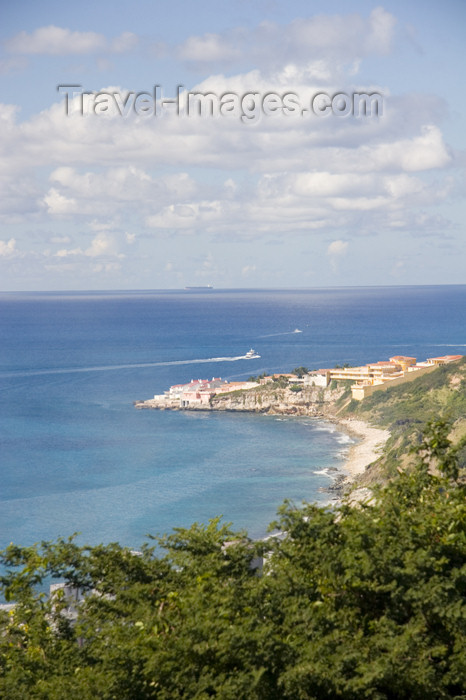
[1,421,465,699]
[292,367,309,378]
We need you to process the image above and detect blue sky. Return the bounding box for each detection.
[0,0,465,290]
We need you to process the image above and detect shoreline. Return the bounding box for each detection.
[330,418,390,500]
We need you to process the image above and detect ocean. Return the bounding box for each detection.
[0,286,465,550]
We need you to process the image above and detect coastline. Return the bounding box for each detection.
[337,418,390,478]
[330,418,390,500]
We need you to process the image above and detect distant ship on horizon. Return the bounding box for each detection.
[185,285,213,290]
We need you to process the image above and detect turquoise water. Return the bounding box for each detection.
[0,286,465,547]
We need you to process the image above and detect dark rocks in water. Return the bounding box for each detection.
[321,473,348,498]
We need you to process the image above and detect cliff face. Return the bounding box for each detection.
[135,382,351,417]
[210,384,348,417]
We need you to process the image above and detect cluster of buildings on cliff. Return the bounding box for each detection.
[145,354,463,408]
[153,377,259,408]
[302,354,463,400]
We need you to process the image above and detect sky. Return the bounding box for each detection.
[0,0,465,290]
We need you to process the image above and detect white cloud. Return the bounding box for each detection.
[0,83,448,188]
[90,261,121,273]
[146,200,226,232]
[391,259,405,277]
[89,220,114,232]
[366,125,451,172]
[195,252,217,279]
[327,239,349,274]
[110,32,138,53]
[5,26,138,56]
[143,154,454,238]
[178,33,241,64]
[176,7,396,77]
[0,9,460,272]
[292,172,374,197]
[55,247,81,258]
[85,232,117,257]
[54,232,121,259]
[42,167,198,218]
[366,6,397,54]
[327,240,348,256]
[0,238,16,257]
[43,188,77,215]
[224,179,237,197]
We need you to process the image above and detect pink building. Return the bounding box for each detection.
[177,378,225,407]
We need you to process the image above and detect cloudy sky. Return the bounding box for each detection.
[0,0,465,290]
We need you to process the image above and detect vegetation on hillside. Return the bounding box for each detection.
[344,357,466,484]
[1,421,465,699]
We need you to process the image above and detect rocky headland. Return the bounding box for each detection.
[135,382,349,418]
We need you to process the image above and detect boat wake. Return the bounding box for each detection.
[258,329,303,338]
[1,353,261,379]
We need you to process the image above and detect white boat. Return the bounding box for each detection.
[293,328,302,333]
[245,348,258,358]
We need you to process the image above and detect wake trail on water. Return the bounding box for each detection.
[258,330,302,338]
[1,354,259,379]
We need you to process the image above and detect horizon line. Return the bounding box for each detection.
[1,283,465,295]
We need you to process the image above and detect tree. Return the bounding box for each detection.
[292,367,309,378]
[265,420,466,699]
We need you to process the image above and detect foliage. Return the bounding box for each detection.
[1,422,465,698]
[247,373,269,383]
[292,367,309,378]
[272,376,289,388]
[331,379,354,395]
[289,384,303,393]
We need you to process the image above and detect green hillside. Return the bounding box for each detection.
[345,357,466,485]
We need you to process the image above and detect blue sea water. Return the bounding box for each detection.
[0,286,465,550]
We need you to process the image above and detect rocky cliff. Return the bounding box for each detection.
[210,384,348,417]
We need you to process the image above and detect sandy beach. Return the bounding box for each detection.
[337,418,390,479]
